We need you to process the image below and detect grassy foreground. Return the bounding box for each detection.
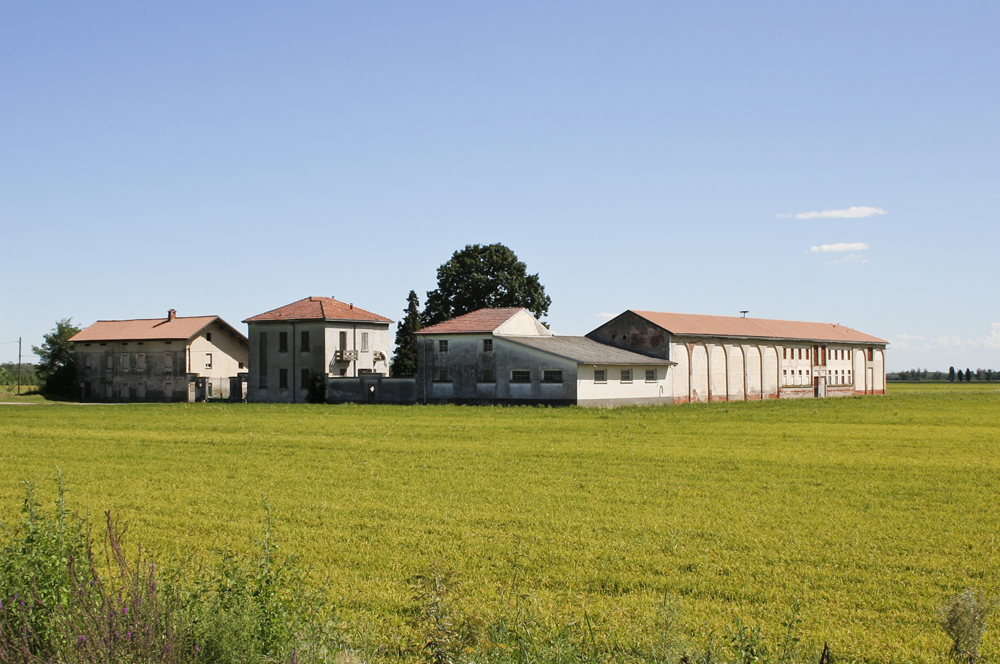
[1,385,998,662]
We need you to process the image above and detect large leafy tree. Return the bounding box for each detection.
[33,319,80,399]
[421,243,551,327]
[390,290,421,377]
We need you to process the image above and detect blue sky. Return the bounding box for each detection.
[3,1,998,371]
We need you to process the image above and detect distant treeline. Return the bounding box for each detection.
[888,367,998,382]
[0,362,37,389]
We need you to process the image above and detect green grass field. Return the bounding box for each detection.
[2,384,998,662]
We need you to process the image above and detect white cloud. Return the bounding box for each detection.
[595,312,616,319]
[889,324,1000,352]
[778,206,887,220]
[809,242,870,253]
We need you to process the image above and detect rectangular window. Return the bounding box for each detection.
[339,331,347,350]
[279,369,289,389]
[479,368,495,383]
[85,355,92,368]
[482,339,493,352]
[782,348,787,359]
[542,370,563,383]
[301,331,310,353]
[121,354,129,371]
[361,332,369,352]
[868,348,874,361]
[106,355,113,369]
[439,340,449,353]
[259,333,268,387]
[511,370,530,383]
[621,369,632,382]
[645,369,656,382]
[806,349,810,359]
[437,369,450,382]
[205,353,213,369]
[137,353,145,370]
[301,368,311,389]
[206,332,212,342]
[594,369,607,383]
[279,332,288,353]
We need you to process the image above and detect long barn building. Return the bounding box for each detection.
[587,310,887,402]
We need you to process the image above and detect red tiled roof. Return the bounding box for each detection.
[243,297,392,324]
[70,316,221,342]
[630,311,887,344]
[417,308,525,334]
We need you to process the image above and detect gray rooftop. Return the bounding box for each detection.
[502,336,674,366]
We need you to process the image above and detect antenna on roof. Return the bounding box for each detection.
[740,310,749,318]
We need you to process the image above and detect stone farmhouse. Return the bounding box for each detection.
[70,310,249,402]
[413,307,887,406]
[243,296,392,403]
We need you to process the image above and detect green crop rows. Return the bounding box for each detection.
[1,384,998,662]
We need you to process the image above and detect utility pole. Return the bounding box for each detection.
[17,337,22,395]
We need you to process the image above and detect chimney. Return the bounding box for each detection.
[350,303,353,310]
[168,309,176,321]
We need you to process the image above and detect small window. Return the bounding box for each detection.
[868,348,874,361]
[482,339,493,353]
[542,370,563,384]
[621,369,632,383]
[137,353,145,370]
[279,332,288,353]
[782,348,787,359]
[205,353,213,369]
[301,368,311,389]
[437,369,450,382]
[645,369,656,382]
[279,369,289,389]
[594,369,607,383]
[107,355,114,369]
[121,354,129,370]
[361,332,369,352]
[511,370,531,383]
[439,340,449,353]
[339,331,348,350]
[238,362,245,369]
[479,368,496,383]
[85,355,92,368]
[206,332,212,342]
[301,331,310,353]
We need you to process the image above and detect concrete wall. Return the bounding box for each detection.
[586,312,671,359]
[247,320,390,403]
[327,376,417,404]
[576,364,671,406]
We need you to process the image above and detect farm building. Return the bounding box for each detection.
[244,296,392,403]
[70,310,249,402]
[415,308,675,406]
[587,310,887,402]
[414,307,887,406]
